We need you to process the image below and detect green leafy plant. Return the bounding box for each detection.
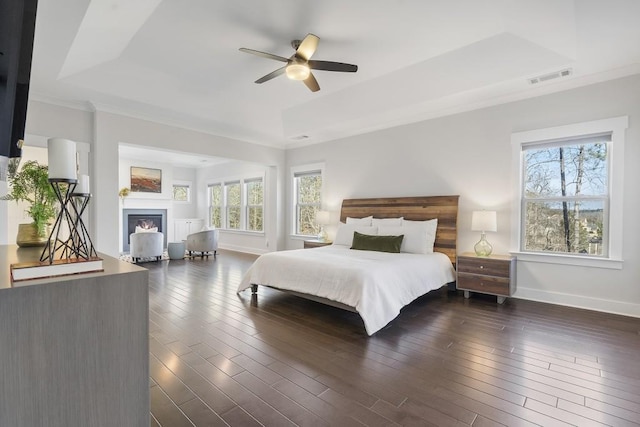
[1,160,58,237]
[119,187,130,200]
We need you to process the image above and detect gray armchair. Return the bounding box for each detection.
[185,229,218,258]
[129,232,164,263]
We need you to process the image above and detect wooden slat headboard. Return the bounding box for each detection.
[340,195,459,264]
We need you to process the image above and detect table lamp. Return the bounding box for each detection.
[471,210,497,257]
[315,210,331,242]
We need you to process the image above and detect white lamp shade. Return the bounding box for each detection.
[47,138,77,180]
[471,210,497,232]
[315,210,331,225]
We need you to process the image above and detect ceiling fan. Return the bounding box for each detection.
[239,33,358,92]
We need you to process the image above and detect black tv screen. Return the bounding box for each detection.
[0,0,38,163]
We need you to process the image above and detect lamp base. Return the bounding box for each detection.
[317,226,328,243]
[474,232,493,257]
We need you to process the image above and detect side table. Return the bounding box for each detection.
[167,241,186,260]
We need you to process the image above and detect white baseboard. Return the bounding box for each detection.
[218,243,268,256]
[514,287,640,318]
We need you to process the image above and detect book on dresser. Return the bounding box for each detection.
[10,257,104,282]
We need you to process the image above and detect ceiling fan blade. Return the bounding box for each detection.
[296,33,319,61]
[255,66,286,84]
[239,48,288,63]
[303,72,320,92]
[308,60,358,73]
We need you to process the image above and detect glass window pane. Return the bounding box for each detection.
[226,183,241,206]
[298,205,319,235]
[297,175,322,203]
[210,184,222,205]
[523,200,605,255]
[210,207,221,228]
[209,184,222,228]
[247,180,263,205]
[227,206,241,229]
[247,206,263,232]
[173,185,189,201]
[524,142,607,198]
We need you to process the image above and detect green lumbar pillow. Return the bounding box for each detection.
[350,231,404,253]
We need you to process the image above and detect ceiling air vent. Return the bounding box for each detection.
[290,135,309,141]
[528,68,572,85]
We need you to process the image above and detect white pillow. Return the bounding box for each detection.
[372,217,403,227]
[135,226,158,233]
[402,218,438,253]
[333,224,378,246]
[346,216,373,226]
[378,225,428,254]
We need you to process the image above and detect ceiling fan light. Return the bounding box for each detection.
[286,63,310,80]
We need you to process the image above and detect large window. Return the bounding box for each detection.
[245,178,263,232]
[522,135,608,256]
[512,116,627,268]
[225,181,241,229]
[208,177,264,232]
[293,167,322,236]
[208,183,222,228]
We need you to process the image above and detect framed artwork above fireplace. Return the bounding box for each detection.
[131,166,161,193]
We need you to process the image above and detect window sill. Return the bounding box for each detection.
[510,251,623,270]
[290,234,318,241]
[219,229,265,237]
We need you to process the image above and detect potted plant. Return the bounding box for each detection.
[119,187,130,201]
[1,160,58,246]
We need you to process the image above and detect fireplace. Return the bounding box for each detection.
[122,209,167,252]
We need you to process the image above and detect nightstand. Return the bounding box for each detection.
[303,240,332,249]
[456,252,516,304]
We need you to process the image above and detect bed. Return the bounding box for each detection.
[237,195,459,335]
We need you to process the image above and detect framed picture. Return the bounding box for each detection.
[130,166,162,193]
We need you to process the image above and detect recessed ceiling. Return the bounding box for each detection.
[118,144,228,168]
[29,0,640,149]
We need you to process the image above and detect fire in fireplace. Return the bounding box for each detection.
[122,209,167,252]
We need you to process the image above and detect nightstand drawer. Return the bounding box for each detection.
[457,257,510,277]
[457,273,510,296]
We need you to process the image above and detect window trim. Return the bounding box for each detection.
[244,177,264,232]
[511,116,627,269]
[290,162,324,238]
[172,181,191,203]
[207,175,265,234]
[224,180,242,230]
[207,182,223,229]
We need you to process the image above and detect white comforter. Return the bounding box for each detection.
[237,245,456,335]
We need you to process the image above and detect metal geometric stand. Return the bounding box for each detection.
[40,179,96,264]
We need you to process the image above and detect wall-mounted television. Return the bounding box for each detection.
[0,0,38,180]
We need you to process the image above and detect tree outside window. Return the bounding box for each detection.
[294,171,322,236]
[522,135,608,256]
[208,183,222,228]
[172,184,190,202]
[225,181,241,229]
[245,178,263,232]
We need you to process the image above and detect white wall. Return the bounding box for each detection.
[118,157,175,250]
[20,104,286,257]
[286,74,640,318]
[172,167,197,219]
[17,75,639,318]
[1,134,91,245]
[92,110,286,257]
[197,160,275,255]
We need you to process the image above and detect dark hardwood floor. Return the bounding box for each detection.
[144,250,640,426]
